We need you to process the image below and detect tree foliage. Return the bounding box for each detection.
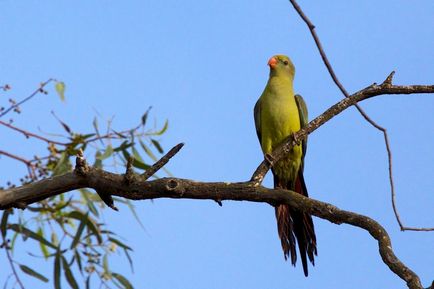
[0,81,168,288]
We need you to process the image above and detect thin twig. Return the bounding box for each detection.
[2,232,25,289]
[141,143,184,180]
[287,0,433,231]
[0,120,66,146]
[0,79,53,118]
[0,150,36,180]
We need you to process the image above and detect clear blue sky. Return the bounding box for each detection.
[1,0,433,288]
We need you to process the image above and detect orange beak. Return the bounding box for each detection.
[268,56,278,69]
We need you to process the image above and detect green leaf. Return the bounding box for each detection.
[98,145,114,160]
[74,250,82,273]
[37,227,50,259]
[94,151,103,169]
[152,119,169,136]
[122,149,150,170]
[124,248,134,273]
[51,232,59,246]
[54,251,62,289]
[70,220,86,249]
[151,139,164,154]
[141,106,152,126]
[131,146,144,163]
[19,264,49,283]
[1,209,10,238]
[108,237,132,251]
[103,254,110,274]
[113,140,133,152]
[139,139,158,161]
[112,272,134,289]
[80,189,100,217]
[86,275,91,289]
[52,152,72,176]
[55,81,66,101]
[62,256,79,289]
[112,129,127,139]
[92,116,98,132]
[67,211,102,244]
[126,200,146,232]
[9,224,57,249]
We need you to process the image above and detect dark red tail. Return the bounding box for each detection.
[274,170,317,276]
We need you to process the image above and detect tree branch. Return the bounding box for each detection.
[0,160,425,289]
[0,79,433,289]
[0,120,67,146]
[0,79,53,118]
[286,0,432,232]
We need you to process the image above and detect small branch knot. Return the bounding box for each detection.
[167,179,178,190]
[74,149,89,176]
[124,156,135,184]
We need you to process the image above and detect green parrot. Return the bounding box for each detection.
[254,55,317,276]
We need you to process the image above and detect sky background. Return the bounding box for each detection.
[1,0,433,288]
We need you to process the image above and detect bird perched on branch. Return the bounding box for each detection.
[254,55,317,276]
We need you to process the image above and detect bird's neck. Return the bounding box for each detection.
[267,75,294,93]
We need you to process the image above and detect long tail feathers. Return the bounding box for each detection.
[274,171,317,277]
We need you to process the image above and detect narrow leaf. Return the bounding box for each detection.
[151,139,164,154]
[152,119,169,136]
[19,264,49,283]
[94,151,103,169]
[70,221,85,249]
[103,254,109,274]
[37,227,50,259]
[52,152,72,176]
[108,237,132,251]
[62,256,79,289]
[112,273,134,289]
[9,224,57,249]
[139,140,158,161]
[86,275,91,289]
[74,250,82,273]
[124,248,134,273]
[98,145,113,160]
[67,211,102,244]
[141,106,152,126]
[1,209,10,238]
[54,251,62,289]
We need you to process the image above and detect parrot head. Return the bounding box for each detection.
[268,55,295,78]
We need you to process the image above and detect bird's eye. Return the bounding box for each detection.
[283,60,289,65]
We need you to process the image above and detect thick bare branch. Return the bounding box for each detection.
[0,165,425,289]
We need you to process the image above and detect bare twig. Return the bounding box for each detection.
[0,150,36,180]
[1,232,25,289]
[287,0,432,231]
[0,79,53,118]
[141,143,184,180]
[0,120,67,146]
